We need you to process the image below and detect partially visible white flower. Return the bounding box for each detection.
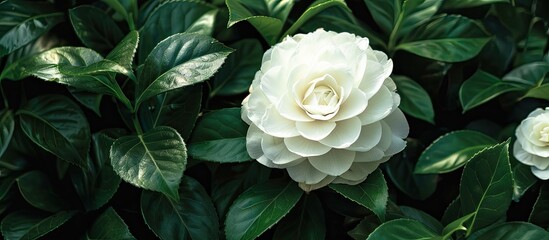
[241,29,409,191]
[514,107,549,180]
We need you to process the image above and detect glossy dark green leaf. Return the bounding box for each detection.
[71,129,124,211]
[211,39,262,96]
[441,197,461,226]
[367,218,442,240]
[0,1,64,57]
[139,85,202,139]
[69,88,103,116]
[415,130,498,174]
[512,159,538,201]
[18,95,90,168]
[459,70,523,112]
[16,171,72,212]
[1,210,76,240]
[226,0,294,45]
[141,176,219,240]
[468,222,549,240]
[283,0,348,38]
[105,30,139,78]
[0,149,27,171]
[385,139,437,200]
[0,110,14,159]
[273,194,325,240]
[400,206,443,233]
[529,184,549,229]
[69,5,124,53]
[442,0,509,9]
[329,169,388,221]
[138,0,216,61]
[87,208,135,240]
[101,0,134,29]
[441,213,474,239]
[460,140,513,236]
[2,47,132,109]
[397,15,489,62]
[347,216,379,240]
[0,174,16,200]
[503,62,549,86]
[110,126,186,201]
[188,108,250,162]
[225,179,303,240]
[136,33,233,107]
[393,75,434,124]
[211,162,271,220]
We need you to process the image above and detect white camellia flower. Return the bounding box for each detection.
[514,107,549,180]
[241,29,409,191]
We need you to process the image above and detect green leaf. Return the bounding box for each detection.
[415,130,498,174]
[441,197,461,226]
[226,0,295,45]
[87,208,135,240]
[225,179,303,240]
[503,62,549,86]
[71,129,124,211]
[393,75,434,123]
[347,216,379,240]
[210,39,262,96]
[0,110,15,159]
[400,206,443,233]
[273,194,325,240]
[397,15,489,62]
[69,88,103,116]
[0,210,77,240]
[141,176,219,240]
[442,0,509,9]
[105,30,139,78]
[18,95,90,168]
[101,0,134,30]
[512,160,538,201]
[459,70,523,112]
[460,140,513,236]
[188,108,251,163]
[2,47,132,109]
[329,169,388,221]
[0,1,64,57]
[385,139,437,200]
[529,184,549,229]
[282,0,348,38]
[139,85,202,139]
[367,218,442,240]
[110,126,186,201]
[69,5,124,53]
[137,0,216,61]
[136,33,233,107]
[468,222,549,240]
[211,162,271,220]
[441,213,474,239]
[0,174,17,200]
[16,171,73,212]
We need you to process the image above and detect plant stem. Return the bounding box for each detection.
[0,82,9,109]
[133,114,144,135]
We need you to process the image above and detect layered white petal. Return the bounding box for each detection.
[338,162,380,182]
[277,93,313,122]
[246,124,264,159]
[358,85,394,125]
[285,136,332,157]
[261,134,302,165]
[287,160,328,184]
[332,88,369,121]
[309,149,355,176]
[259,106,300,138]
[298,176,336,192]
[296,120,336,141]
[348,122,382,152]
[383,109,409,138]
[354,148,385,162]
[531,167,549,180]
[319,117,362,148]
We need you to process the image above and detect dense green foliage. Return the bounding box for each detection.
[0,0,548,239]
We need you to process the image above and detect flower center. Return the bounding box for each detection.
[300,75,342,120]
[539,126,549,143]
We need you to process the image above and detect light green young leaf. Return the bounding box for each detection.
[141,176,218,240]
[188,108,251,163]
[0,1,64,57]
[329,169,388,221]
[460,140,513,236]
[18,95,90,169]
[225,179,303,240]
[110,126,187,201]
[393,75,434,124]
[441,213,474,239]
[415,130,498,174]
[136,33,233,107]
[226,0,295,45]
